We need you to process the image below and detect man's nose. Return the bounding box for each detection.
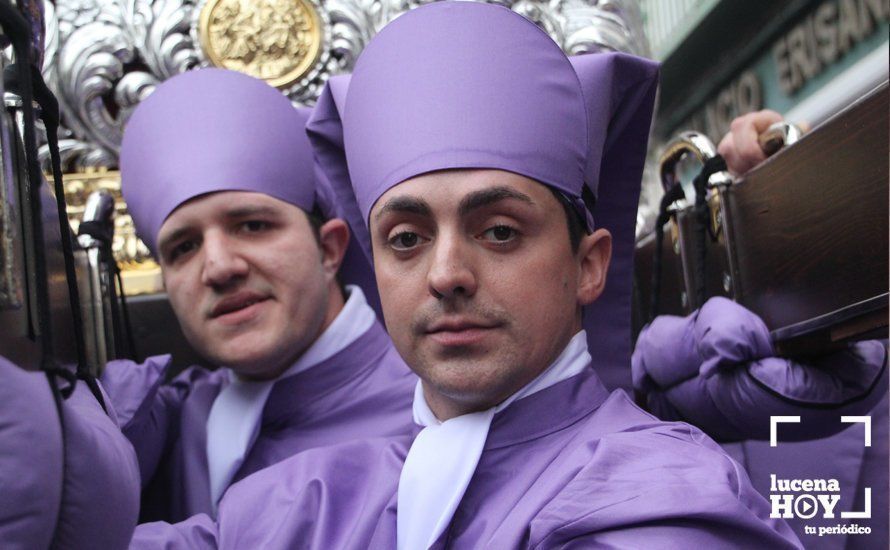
[427,234,477,300]
[200,232,249,287]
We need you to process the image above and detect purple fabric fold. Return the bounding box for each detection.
[132,366,800,548]
[131,513,218,549]
[105,319,414,523]
[0,355,141,549]
[101,355,172,428]
[632,299,889,546]
[55,378,141,549]
[306,74,376,270]
[0,356,63,550]
[570,52,660,384]
[632,297,888,441]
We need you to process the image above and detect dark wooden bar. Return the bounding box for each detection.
[635,82,889,353]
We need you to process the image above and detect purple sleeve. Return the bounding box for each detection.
[632,297,888,441]
[101,357,205,486]
[130,515,219,549]
[0,355,141,549]
[544,523,801,549]
[53,378,141,549]
[101,355,172,427]
[0,356,63,549]
[531,425,802,549]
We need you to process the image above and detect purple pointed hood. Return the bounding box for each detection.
[307,1,659,370]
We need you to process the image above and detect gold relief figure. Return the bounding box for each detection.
[210,2,256,62]
[60,170,161,294]
[198,0,324,89]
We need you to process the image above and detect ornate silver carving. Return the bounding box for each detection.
[39,0,649,172]
[560,0,649,56]
[39,0,200,171]
[34,0,651,273]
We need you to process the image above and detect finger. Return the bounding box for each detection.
[717,131,742,175]
[749,109,783,134]
[728,112,769,174]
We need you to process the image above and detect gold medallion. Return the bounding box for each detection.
[198,0,324,89]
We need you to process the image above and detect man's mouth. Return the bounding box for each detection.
[424,317,502,347]
[210,292,271,323]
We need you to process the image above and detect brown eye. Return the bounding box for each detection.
[241,220,270,233]
[168,240,198,262]
[481,225,517,243]
[389,231,421,250]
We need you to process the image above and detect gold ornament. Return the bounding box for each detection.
[62,170,161,295]
[198,0,324,89]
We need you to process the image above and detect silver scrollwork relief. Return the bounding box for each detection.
[39,0,648,171]
[39,0,201,171]
[25,0,652,277]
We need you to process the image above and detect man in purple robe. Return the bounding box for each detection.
[102,68,415,523]
[132,3,801,547]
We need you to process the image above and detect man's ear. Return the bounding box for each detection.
[318,218,350,278]
[576,228,611,306]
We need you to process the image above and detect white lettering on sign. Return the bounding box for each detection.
[774,0,889,94]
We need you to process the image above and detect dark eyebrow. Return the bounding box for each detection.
[457,186,534,217]
[158,205,281,252]
[374,196,432,222]
[222,205,280,220]
[158,227,193,253]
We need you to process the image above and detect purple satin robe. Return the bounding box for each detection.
[132,365,801,548]
[0,356,63,549]
[102,319,415,523]
[1,355,141,549]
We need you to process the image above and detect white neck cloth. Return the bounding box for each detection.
[206,285,375,512]
[397,330,591,550]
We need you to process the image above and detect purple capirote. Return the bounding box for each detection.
[308,1,659,379]
[119,68,316,254]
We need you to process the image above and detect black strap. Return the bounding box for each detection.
[649,183,685,321]
[0,4,54,374]
[650,155,728,321]
[0,2,70,547]
[116,267,139,360]
[77,219,114,243]
[31,67,90,370]
[690,155,727,307]
[78,207,140,361]
[34,65,109,411]
[0,2,108,412]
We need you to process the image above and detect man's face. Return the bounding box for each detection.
[370,169,610,419]
[156,191,347,380]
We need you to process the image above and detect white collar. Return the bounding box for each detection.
[398,331,591,549]
[207,285,376,512]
